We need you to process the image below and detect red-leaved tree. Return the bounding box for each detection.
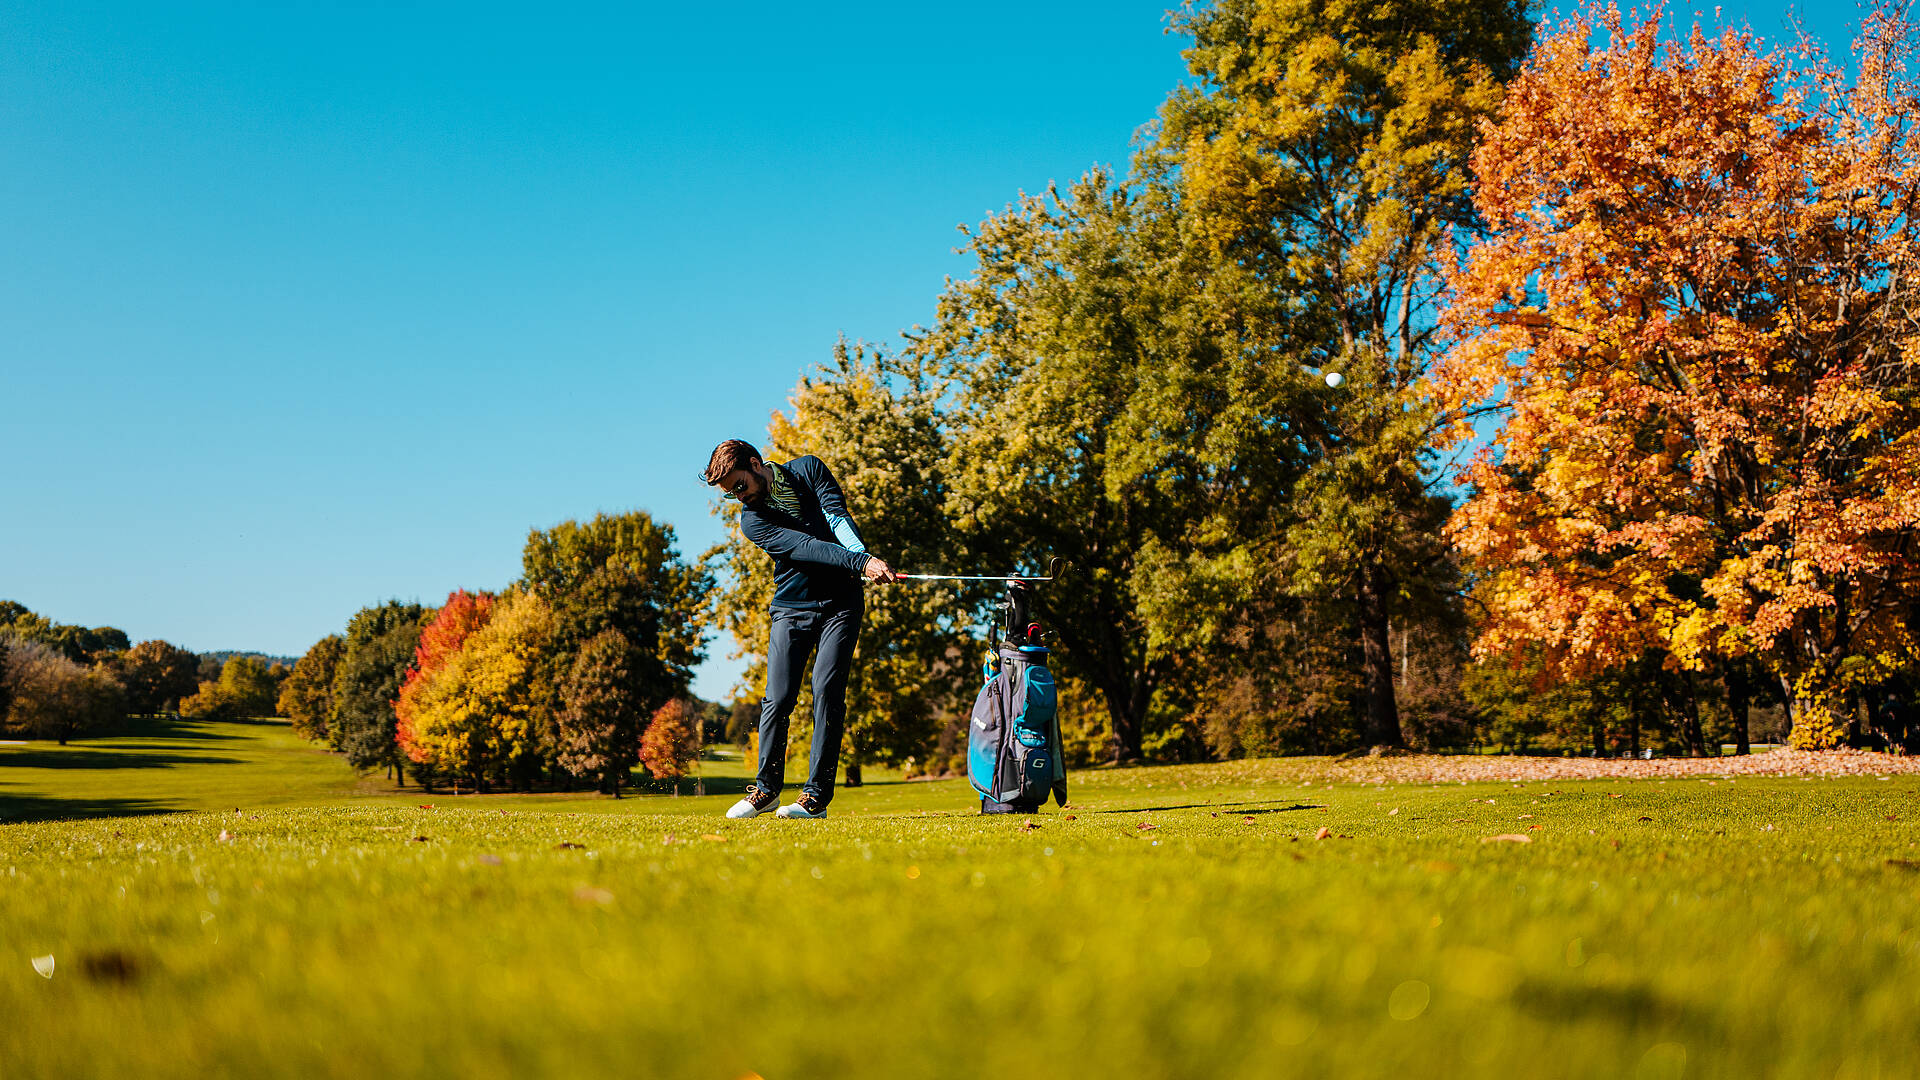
[395,590,496,777]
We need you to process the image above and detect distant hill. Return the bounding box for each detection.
[199,650,301,669]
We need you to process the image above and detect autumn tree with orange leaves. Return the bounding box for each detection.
[639,697,699,794]
[395,590,496,788]
[1433,4,1920,750]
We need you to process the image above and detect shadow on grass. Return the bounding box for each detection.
[0,791,179,824]
[1515,977,1708,1031]
[1082,800,1323,815]
[0,749,245,770]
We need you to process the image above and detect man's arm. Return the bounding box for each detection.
[793,456,866,552]
[740,510,870,573]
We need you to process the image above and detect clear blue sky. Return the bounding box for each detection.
[0,1,1858,700]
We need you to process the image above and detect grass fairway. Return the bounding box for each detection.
[4,721,1919,1079]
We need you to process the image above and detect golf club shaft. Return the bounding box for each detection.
[896,573,1055,581]
[893,557,1067,583]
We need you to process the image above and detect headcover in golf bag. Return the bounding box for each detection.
[969,643,1069,812]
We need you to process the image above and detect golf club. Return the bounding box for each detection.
[895,556,1068,583]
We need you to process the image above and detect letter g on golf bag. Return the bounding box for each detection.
[968,643,1069,812]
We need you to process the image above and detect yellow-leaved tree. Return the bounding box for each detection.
[400,588,553,791]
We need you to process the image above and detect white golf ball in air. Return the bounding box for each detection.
[1325,372,1345,388]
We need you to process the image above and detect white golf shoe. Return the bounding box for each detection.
[726,785,779,819]
[775,794,828,819]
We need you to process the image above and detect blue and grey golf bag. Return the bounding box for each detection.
[968,580,1069,813]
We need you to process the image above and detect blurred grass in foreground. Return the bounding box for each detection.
[3,719,1918,1078]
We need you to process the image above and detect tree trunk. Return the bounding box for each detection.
[1725,660,1751,755]
[1864,693,1885,751]
[844,762,863,787]
[1087,625,1148,763]
[1628,685,1642,756]
[1678,671,1709,757]
[1102,680,1147,764]
[1356,562,1404,749]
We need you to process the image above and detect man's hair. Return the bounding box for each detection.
[702,439,763,485]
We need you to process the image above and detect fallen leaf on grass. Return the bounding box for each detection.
[418,804,436,810]
[411,836,430,843]
[1019,819,1040,832]
[1314,827,1331,840]
[1136,822,1158,831]
[701,834,728,843]
[554,842,585,850]
[1243,816,1256,823]
[572,886,614,907]
[1885,858,1920,872]
[31,955,54,978]
[1481,834,1533,844]
[217,830,232,843]
[1388,808,1399,816]
[1609,794,1624,800]
[1638,816,1653,822]
[477,855,503,866]
[1517,814,1533,820]
[1065,814,1077,821]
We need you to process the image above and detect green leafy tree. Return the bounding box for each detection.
[521,511,711,780]
[725,698,755,746]
[223,656,279,716]
[556,628,646,795]
[180,656,282,720]
[1146,0,1533,747]
[278,634,345,742]
[915,172,1241,762]
[710,340,976,771]
[331,601,432,780]
[0,603,131,665]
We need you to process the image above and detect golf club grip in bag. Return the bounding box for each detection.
[969,643,1068,812]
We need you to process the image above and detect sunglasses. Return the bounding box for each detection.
[720,476,751,501]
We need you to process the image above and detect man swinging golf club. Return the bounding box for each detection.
[703,439,898,820]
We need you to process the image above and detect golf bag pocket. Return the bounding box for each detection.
[966,678,1005,798]
[969,645,1065,809]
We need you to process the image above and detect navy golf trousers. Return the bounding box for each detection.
[756,595,862,807]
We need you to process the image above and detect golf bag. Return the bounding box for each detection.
[969,581,1069,813]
